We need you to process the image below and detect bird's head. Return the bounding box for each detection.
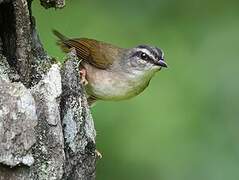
[122,45,167,76]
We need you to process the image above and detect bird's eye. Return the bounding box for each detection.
[140,52,148,60]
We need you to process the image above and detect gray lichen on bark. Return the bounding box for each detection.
[0,78,37,167]
[29,64,65,180]
[0,0,97,179]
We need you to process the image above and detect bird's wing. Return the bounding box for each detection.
[53,30,121,69]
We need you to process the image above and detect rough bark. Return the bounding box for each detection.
[40,0,65,9]
[0,0,97,179]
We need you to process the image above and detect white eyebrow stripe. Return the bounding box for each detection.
[136,48,155,60]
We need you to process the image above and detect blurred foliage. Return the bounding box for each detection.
[32,0,239,179]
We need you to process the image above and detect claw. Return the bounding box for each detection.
[95,149,102,159]
[79,68,88,85]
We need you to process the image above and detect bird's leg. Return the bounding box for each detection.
[79,68,88,85]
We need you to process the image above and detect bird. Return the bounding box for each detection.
[53,30,167,105]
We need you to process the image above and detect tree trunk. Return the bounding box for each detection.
[0,0,97,179]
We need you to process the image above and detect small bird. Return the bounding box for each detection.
[53,30,167,105]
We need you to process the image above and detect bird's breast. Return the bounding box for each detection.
[83,64,150,100]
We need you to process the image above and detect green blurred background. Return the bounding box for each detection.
[32,0,239,179]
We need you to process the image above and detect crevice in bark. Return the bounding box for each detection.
[0,164,30,179]
[0,2,17,71]
[0,0,33,85]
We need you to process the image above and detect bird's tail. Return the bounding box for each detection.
[52,29,68,41]
[52,29,70,53]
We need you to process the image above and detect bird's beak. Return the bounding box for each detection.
[157,59,168,68]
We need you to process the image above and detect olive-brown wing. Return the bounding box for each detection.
[60,38,116,69]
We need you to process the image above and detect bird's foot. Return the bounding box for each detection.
[79,68,88,85]
[95,149,102,159]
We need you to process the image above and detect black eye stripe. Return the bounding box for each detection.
[139,51,153,60]
[132,51,156,64]
[139,50,156,60]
